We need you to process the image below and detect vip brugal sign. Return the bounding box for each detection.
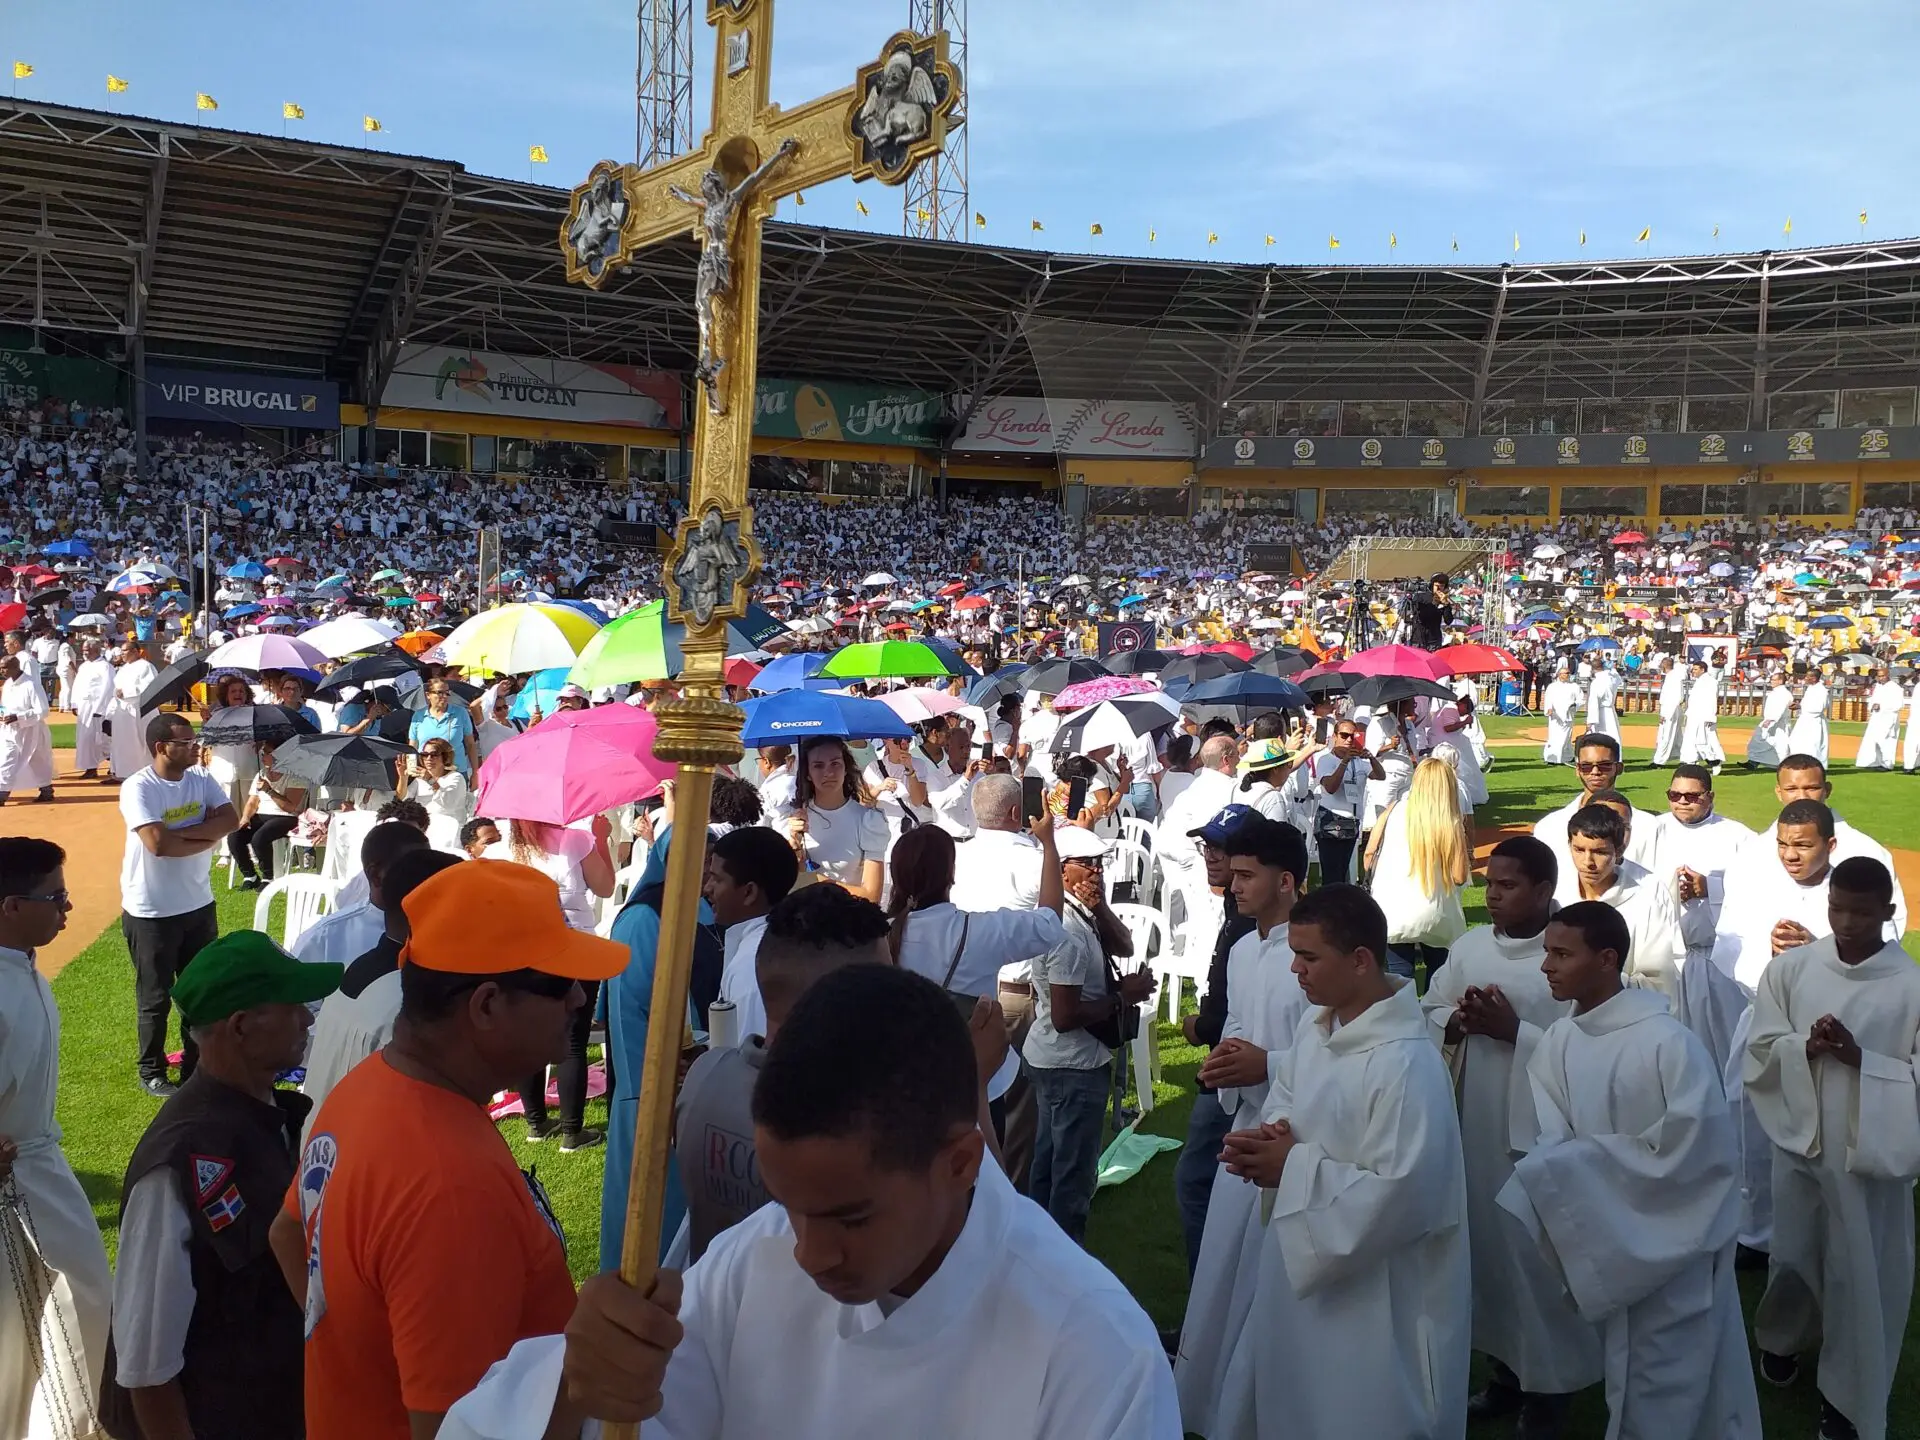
[953,396,1198,458]
[146,366,340,427]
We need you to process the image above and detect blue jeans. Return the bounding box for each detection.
[1127,780,1159,822]
[1176,1090,1235,1276]
[1027,1062,1112,1243]
[1387,943,1449,992]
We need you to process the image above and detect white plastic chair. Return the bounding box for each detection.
[1118,817,1156,855]
[596,857,651,937]
[253,875,336,950]
[1109,903,1169,1113]
[1102,838,1154,906]
[319,809,380,891]
[1148,874,1217,1022]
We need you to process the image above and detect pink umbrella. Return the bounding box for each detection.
[1339,644,1451,681]
[1053,675,1160,711]
[474,704,675,825]
[258,595,299,608]
[874,687,968,724]
[1202,641,1256,661]
[205,633,327,672]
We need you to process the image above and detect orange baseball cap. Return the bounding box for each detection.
[399,860,628,982]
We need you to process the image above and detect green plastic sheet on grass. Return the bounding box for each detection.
[1095,1120,1182,1189]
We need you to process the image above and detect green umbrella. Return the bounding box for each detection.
[567,601,674,688]
[819,640,963,681]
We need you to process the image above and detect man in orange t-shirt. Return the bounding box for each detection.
[268,860,630,1439]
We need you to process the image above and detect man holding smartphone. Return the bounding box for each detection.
[1311,722,1382,885]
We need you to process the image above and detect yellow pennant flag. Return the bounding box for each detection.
[1090,222,1102,236]
[1148,227,1157,243]
[1579,229,1587,246]
[195,92,218,111]
[856,198,870,216]
[1389,231,1397,250]
[1031,218,1043,232]
[1327,234,1339,251]
[1713,223,1720,238]
[1512,231,1521,253]
[283,102,304,120]
[916,206,931,225]
[1636,225,1651,243]
[107,75,129,94]
[1265,235,1276,247]
[793,191,805,206]
[363,115,381,133]
[529,144,549,164]
[1783,216,1793,236]
[1859,210,1869,226]
[973,212,985,228]
[1207,231,1219,245]
[13,62,32,80]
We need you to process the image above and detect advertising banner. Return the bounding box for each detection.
[0,347,122,410]
[953,396,1198,458]
[145,366,339,427]
[1204,427,1920,472]
[382,344,682,431]
[752,378,948,446]
[1097,620,1159,657]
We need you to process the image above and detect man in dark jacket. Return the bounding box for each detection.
[101,930,341,1440]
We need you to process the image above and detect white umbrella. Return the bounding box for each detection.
[787,615,834,635]
[860,571,897,587]
[302,615,403,660]
[1249,617,1287,630]
[1279,589,1308,602]
[1532,543,1566,559]
[875,687,968,725]
[67,613,110,628]
[885,598,917,611]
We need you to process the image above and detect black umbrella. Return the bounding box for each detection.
[313,647,425,697]
[1049,695,1183,754]
[1250,646,1314,678]
[1160,653,1252,691]
[199,704,319,747]
[1348,675,1458,709]
[1104,648,1175,676]
[137,649,212,714]
[269,733,410,792]
[1300,670,1351,696]
[1021,657,1111,695]
[963,668,1027,709]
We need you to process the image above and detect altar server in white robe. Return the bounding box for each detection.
[1499,901,1760,1440]
[68,639,114,779]
[1748,671,1795,769]
[0,837,112,1440]
[1532,733,1662,877]
[1855,666,1905,769]
[1679,660,1724,768]
[1193,884,1470,1440]
[1420,836,1599,1431]
[1540,664,1580,765]
[1584,661,1621,743]
[1175,819,1310,1435]
[1561,801,1710,1005]
[1652,655,1687,765]
[1655,763,1758,1072]
[1904,676,1920,773]
[1769,754,1907,938]
[1744,857,1920,1440]
[436,964,1180,1440]
[0,655,54,804]
[107,643,158,781]
[1788,675,1831,768]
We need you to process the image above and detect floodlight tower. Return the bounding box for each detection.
[636,0,696,166]
[904,0,969,241]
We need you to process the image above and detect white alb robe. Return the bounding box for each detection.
[1498,987,1761,1440]
[1175,923,1308,1434]
[0,672,53,793]
[435,1158,1180,1440]
[1752,817,1907,942]
[1679,670,1723,765]
[1564,859,1707,1005]
[1652,663,1687,765]
[1744,937,1920,1440]
[1540,680,1580,765]
[1787,683,1830,767]
[108,658,158,780]
[1856,681,1906,769]
[1194,982,1471,1440]
[1904,683,1920,772]
[1654,809,1759,1075]
[0,946,112,1440]
[1747,685,1794,769]
[68,659,114,773]
[1533,796,1663,882]
[1420,924,1600,1394]
[1584,668,1621,743]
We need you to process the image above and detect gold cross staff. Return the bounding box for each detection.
[555,0,959,1408]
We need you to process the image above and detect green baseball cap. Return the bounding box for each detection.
[171,930,344,1027]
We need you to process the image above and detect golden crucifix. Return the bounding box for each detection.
[556,0,959,1370]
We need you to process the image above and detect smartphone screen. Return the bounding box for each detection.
[1020,774,1045,823]
[1066,775,1089,819]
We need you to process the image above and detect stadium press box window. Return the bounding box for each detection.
[1580,399,1681,434]
[1340,401,1407,437]
[1322,486,1450,519]
[1769,391,1840,430]
[1756,481,1852,516]
[1840,388,1917,429]
[1463,485,1549,517]
[1406,401,1468,437]
[1659,483,1748,517]
[1864,481,1920,510]
[1481,400,1579,435]
[1559,485,1648,517]
[1682,397,1751,432]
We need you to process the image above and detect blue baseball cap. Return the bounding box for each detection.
[1188,803,1256,846]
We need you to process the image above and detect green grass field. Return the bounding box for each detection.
[43,716,1920,1435]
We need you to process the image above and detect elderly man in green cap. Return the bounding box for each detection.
[99,930,341,1440]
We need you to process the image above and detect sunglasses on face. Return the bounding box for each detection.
[449,969,577,1002]
[1574,760,1617,773]
[1667,790,1709,803]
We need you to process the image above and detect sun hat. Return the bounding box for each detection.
[171,931,343,1027]
[400,860,627,981]
[1237,738,1300,777]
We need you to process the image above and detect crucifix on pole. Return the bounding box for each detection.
[556,0,961,1378]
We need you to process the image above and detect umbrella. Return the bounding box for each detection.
[1053,675,1161,711]
[1896,542,1920,556]
[1530,543,1567,559]
[315,573,351,591]
[859,571,898,588]
[439,602,601,675]
[552,598,610,626]
[269,733,411,793]
[963,669,1027,710]
[568,600,789,688]
[1250,646,1314,678]
[476,705,675,825]
[509,667,576,721]
[1202,641,1258,661]
[227,560,268,581]
[369,568,406,583]
[1579,636,1623,652]
[1808,614,1855,629]
[819,640,966,681]
[1346,675,1459,709]
[1048,695,1182,754]
[1340,645,1450,680]
[937,582,968,597]
[750,652,838,694]
[205,633,327,673]
[302,615,403,659]
[737,690,913,746]
[1299,669,1351,696]
[198,704,320,747]
[42,538,91,558]
[1709,562,1735,578]
[266,555,303,570]
[1158,653,1250,691]
[1018,657,1112,695]
[258,595,299,609]
[108,567,167,595]
[394,629,441,656]
[874,688,969,725]
[1176,672,1310,724]
[1610,531,1646,546]
[67,612,109,628]
[954,595,991,611]
[314,648,425,697]
[1104,648,1174,676]
[1522,609,1564,625]
[222,603,263,620]
[0,602,24,632]
[136,650,212,713]
[1433,643,1523,676]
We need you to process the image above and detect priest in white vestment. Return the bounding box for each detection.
[107,646,159,781]
[1531,734,1662,877]
[1175,822,1310,1436]
[68,641,114,778]
[0,839,112,1440]
[1904,678,1920,773]
[1583,663,1621,743]
[1499,901,1761,1440]
[1540,666,1580,765]
[1744,859,1920,1440]
[1679,661,1724,767]
[1788,677,1831,768]
[1855,668,1905,769]
[1192,885,1470,1440]
[435,965,1180,1440]
[1652,655,1686,765]
[1653,766,1758,1074]
[1419,836,1599,1427]
[0,657,54,803]
[1747,673,1794,769]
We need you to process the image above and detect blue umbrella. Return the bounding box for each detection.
[1175,671,1310,716]
[751,652,838,693]
[738,690,912,746]
[1523,609,1563,624]
[920,636,979,679]
[1140,567,1166,577]
[1117,594,1147,608]
[911,598,940,611]
[1808,614,1855,629]
[1897,542,1920,556]
[227,560,268,581]
[43,539,92,558]
[223,602,263,619]
[1579,636,1622,652]
[964,667,1027,709]
[1846,542,1870,554]
[315,573,351,590]
[552,598,610,626]
[509,666,575,720]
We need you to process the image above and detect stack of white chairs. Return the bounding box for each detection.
[1108,901,1170,1112]
[252,875,337,950]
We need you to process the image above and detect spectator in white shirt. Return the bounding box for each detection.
[755,745,797,823]
[864,733,939,845]
[782,738,888,903]
[706,825,801,1043]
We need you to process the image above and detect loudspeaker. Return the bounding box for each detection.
[593,514,659,548]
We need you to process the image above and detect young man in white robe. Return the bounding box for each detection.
[1184,884,1470,1440]
[1766,756,1908,938]
[1175,818,1311,1434]
[69,638,115,779]
[1853,666,1905,770]
[1748,671,1795,770]
[1561,801,1709,1005]
[0,838,112,1439]
[1531,733,1661,877]
[1652,655,1687,766]
[1540,665,1580,765]
[1788,676,1831,768]
[108,643,159,782]
[1583,662,1621,743]
[1498,901,1760,1440]
[1654,763,1758,1073]
[1904,676,1920,773]
[1679,660,1724,769]
[436,964,1179,1440]
[1421,835,1599,1434]
[1744,856,1920,1440]
[0,655,54,804]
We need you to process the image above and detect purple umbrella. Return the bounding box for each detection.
[206,633,327,673]
[259,595,299,609]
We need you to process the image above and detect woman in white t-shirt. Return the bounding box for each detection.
[1363,757,1469,989]
[862,733,937,845]
[199,673,260,812]
[406,738,473,830]
[782,737,888,902]
[225,745,309,887]
[474,686,523,763]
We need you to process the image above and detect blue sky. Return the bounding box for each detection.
[9,0,1919,265]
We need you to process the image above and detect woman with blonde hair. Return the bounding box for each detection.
[1363,755,1469,989]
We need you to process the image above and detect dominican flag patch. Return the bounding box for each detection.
[203,1184,246,1232]
[191,1155,235,1202]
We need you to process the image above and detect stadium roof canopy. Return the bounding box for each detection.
[6,98,1920,429]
